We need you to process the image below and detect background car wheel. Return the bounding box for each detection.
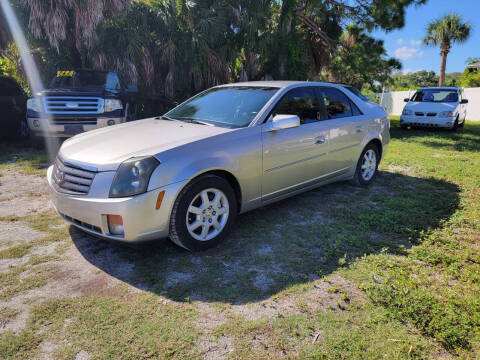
[452,118,459,131]
[350,143,379,186]
[169,174,237,251]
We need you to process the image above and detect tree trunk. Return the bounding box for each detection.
[439,42,449,87]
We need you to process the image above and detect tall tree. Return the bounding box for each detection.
[423,13,471,87]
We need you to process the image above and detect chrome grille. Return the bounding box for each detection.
[44,97,102,114]
[52,118,97,125]
[53,158,97,194]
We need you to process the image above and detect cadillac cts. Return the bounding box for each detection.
[47,81,389,251]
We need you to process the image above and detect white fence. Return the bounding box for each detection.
[377,87,480,121]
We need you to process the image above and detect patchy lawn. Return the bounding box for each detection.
[0,118,479,359]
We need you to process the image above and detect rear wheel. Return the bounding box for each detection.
[351,143,379,186]
[169,175,237,251]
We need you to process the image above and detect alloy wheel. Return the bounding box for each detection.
[361,149,377,181]
[186,188,229,241]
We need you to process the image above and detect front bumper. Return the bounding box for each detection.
[400,115,455,128]
[47,166,186,243]
[28,117,124,138]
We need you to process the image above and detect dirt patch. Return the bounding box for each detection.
[0,221,46,249]
[197,334,234,360]
[0,168,52,217]
[195,303,227,330]
[228,274,365,322]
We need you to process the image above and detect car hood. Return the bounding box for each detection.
[39,88,106,97]
[58,118,233,171]
[405,101,457,113]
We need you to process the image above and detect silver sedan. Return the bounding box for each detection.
[47,81,389,251]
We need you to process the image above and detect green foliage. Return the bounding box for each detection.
[388,70,462,91]
[1,0,429,114]
[329,24,401,88]
[0,43,30,94]
[461,69,480,87]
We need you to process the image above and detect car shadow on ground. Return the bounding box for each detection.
[70,170,460,305]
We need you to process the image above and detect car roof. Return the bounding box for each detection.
[417,86,459,91]
[218,80,348,90]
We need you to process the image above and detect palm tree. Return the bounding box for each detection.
[424,13,471,87]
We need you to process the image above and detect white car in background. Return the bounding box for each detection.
[400,87,468,130]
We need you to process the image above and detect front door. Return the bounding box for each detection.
[261,87,331,201]
[317,87,367,175]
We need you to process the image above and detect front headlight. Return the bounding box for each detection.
[109,156,159,198]
[105,99,123,112]
[27,98,41,112]
[402,109,413,116]
[439,111,454,117]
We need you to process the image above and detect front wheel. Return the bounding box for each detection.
[351,143,379,186]
[169,175,237,251]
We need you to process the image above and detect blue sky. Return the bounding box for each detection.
[371,0,480,74]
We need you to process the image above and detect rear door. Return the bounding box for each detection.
[261,87,331,200]
[316,87,368,175]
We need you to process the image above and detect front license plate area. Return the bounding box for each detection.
[64,125,84,135]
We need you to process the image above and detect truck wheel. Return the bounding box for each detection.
[169,175,237,251]
[29,134,44,149]
[124,103,136,122]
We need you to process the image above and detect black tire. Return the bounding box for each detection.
[458,119,465,128]
[350,143,380,187]
[452,118,459,131]
[169,174,237,251]
[29,133,44,149]
[400,124,408,130]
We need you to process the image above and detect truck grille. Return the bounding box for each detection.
[53,158,97,195]
[52,118,97,125]
[44,97,102,114]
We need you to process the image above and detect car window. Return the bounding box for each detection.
[318,87,353,119]
[411,89,458,103]
[166,86,279,128]
[273,87,321,124]
[106,73,121,91]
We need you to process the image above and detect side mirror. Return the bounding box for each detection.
[461,99,468,104]
[265,114,300,132]
[404,98,410,102]
[125,85,138,93]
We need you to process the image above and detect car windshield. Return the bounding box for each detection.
[50,70,107,89]
[165,86,279,128]
[411,89,458,103]
[344,85,368,101]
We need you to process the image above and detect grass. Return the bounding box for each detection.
[0,118,479,359]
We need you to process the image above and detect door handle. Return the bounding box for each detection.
[314,135,326,144]
[356,126,364,133]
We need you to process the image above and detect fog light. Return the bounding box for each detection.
[107,215,124,235]
[33,120,40,127]
[107,119,116,126]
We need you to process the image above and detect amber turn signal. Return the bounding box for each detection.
[155,190,166,210]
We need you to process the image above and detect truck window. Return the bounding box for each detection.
[106,73,121,91]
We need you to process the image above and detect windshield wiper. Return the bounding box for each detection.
[177,117,214,126]
[158,115,175,121]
